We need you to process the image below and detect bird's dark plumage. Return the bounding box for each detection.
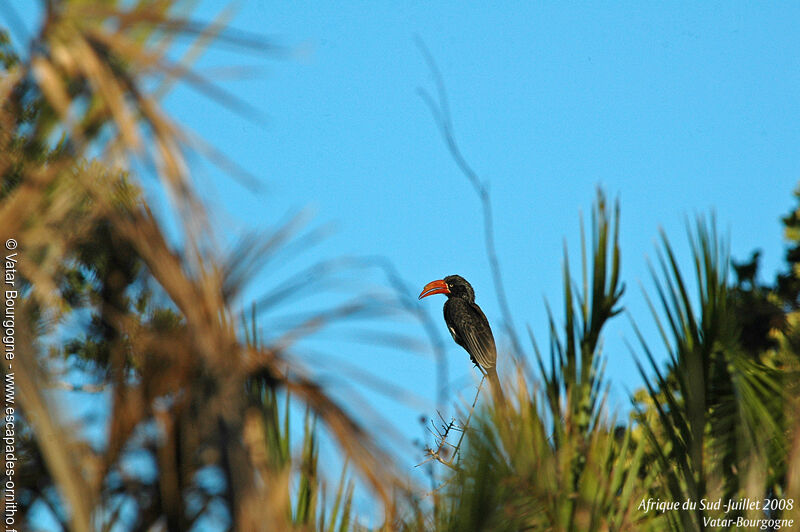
[420,274,497,370]
[419,275,502,402]
[442,285,496,370]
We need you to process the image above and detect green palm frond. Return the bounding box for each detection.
[633,218,787,530]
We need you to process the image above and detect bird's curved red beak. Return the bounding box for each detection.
[419,279,450,299]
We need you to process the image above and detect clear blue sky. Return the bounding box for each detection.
[12,0,800,525]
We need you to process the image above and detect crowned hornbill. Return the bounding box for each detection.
[419,275,504,402]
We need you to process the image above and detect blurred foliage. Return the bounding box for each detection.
[1,2,392,530]
[630,221,788,531]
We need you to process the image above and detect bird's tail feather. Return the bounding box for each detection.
[485,366,506,406]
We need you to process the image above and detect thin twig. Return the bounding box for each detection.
[450,375,485,463]
[417,375,485,474]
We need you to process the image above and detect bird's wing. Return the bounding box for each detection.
[445,300,497,370]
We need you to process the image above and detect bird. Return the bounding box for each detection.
[419,275,504,403]
[732,249,761,288]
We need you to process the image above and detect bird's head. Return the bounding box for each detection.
[418,274,475,302]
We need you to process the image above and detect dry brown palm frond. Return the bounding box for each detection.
[28,1,268,245]
[3,2,411,529]
[14,308,96,532]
